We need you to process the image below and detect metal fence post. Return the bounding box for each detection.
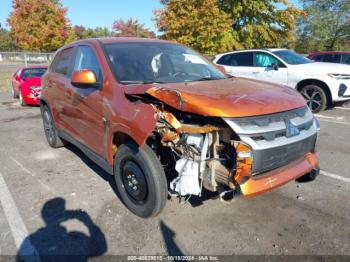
[24,53,28,67]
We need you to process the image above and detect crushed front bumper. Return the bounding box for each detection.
[239,153,319,197]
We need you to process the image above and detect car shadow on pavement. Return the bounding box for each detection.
[65,143,219,209]
[16,197,107,262]
[65,144,121,200]
[160,221,185,258]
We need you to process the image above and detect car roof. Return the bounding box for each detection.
[21,65,48,70]
[70,37,175,46]
[215,48,287,57]
[309,51,350,56]
[55,37,179,54]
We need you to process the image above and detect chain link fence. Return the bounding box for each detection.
[0,52,54,92]
[0,51,54,67]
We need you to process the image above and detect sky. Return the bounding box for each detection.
[0,0,301,33]
[0,0,163,31]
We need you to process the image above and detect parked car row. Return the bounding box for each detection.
[27,38,320,218]
[308,51,350,65]
[213,49,350,113]
[9,38,347,218]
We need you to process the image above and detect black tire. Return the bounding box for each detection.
[114,142,168,218]
[41,105,66,148]
[12,87,17,99]
[300,85,327,113]
[19,91,27,106]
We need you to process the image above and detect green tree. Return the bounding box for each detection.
[7,0,76,52]
[0,24,17,51]
[155,0,303,53]
[155,0,238,53]
[74,26,113,39]
[296,0,350,53]
[113,18,156,38]
[219,0,304,49]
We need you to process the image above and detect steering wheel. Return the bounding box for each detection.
[173,71,189,78]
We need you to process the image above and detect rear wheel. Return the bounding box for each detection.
[114,142,168,218]
[42,105,65,148]
[19,91,26,106]
[300,85,327,113]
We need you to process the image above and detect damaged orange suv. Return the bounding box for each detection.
[40,38,320,217]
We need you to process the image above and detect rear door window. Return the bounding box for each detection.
[341,54,350,65]
[230,52,253,67]
[323,54,341,63]
[73,45,102,81]
[51,47,75,77]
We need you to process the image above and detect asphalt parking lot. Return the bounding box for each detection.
[0,91,349,258]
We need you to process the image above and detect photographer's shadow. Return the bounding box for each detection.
[17,198,107,262]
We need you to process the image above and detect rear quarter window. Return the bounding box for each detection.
[216,54,233,66]
[51,47,75,77]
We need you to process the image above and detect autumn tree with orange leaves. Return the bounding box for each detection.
[8,0,75,51]
[113,18,156,38]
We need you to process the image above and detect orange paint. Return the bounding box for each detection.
[71,70,97,85]
[239,153,319,197]
[145,78,306,118]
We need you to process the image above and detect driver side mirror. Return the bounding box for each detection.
[216,65,227,74]
[271,62,279,71]
[71,70,100,89]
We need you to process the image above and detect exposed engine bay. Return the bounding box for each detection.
[140,98,253,199]
[127,88,318,200]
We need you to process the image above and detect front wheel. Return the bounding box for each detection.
[114,142,168,218]
[19,91,26,106]
[300,85,327,113]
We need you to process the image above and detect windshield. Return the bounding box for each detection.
[273,50,311,65]
[22,68,47,78]
[103,42,226,84]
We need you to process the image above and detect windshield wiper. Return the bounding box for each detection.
[120,80,165,85]
[194,77,222,81]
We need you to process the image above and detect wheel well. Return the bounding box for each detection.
[112,132,138,156]
[296,79,333,106]
[40,99,47,107]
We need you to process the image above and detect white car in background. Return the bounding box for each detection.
[213,49,350,113]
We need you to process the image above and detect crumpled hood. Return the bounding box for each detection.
[293,62,350,75]
[124,77,306,117]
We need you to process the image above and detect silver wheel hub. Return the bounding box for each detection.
[302,88,322,111]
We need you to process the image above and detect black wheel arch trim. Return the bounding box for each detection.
[296,79,333,106]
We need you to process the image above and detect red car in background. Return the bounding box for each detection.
[12,66,48,106]
[307,51,350,65]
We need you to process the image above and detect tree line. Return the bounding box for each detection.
[0,0,349,53]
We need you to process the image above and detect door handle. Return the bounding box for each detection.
[252,71,260,74]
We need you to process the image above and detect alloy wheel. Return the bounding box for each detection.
[43,110,54,144]
[19,92,23,105]
[302,88,323,112]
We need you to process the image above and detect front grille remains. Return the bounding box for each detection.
[224,106,318,174]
